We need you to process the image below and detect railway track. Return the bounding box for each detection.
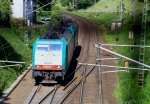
[3,14,113,104]
[26,84,61,104]
[24,14,99,104]
[59,14,100,104]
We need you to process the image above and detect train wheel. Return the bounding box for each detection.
[34,76,43,85]
[56,76,62,84]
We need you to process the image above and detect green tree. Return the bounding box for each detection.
[0,0,11,21]
[77,0,93,9]
[51,0,65,16]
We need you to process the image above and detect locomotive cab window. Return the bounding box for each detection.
[50,44,61,51]
[37,45,49,52]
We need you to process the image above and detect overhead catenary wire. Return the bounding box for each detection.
[37,0,45,6]
[26,1,54,16]
[0,39,7,61]
[0,45,11,50]
[0,43,8,49]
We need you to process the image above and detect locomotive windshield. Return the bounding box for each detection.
[34,43,62,70]
[37,45,49,52]
[50,44,61,51]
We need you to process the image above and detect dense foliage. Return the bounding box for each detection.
[0,0,11,27]
[0,0,11,21]
[60,0,99,10]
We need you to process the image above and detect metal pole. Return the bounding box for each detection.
[96,44,102,104]
[79,65,86,104]
[0,60,25,64]
[0,64,21,68]
[97,43,150,48]
[100,80,102,104]
[120,0,123,21]
[95,44,150,69]
[97,58,119,61]
[72,0,75,10]
[78,63,149,71]
[76,0,77,10]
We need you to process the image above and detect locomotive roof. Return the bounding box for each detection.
[39,20,77,40]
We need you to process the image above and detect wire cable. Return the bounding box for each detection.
[0,39,7,61]
[26,1,54,15]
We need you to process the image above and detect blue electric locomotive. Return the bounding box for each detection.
[32,18,78,83]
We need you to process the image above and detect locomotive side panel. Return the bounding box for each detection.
[66,34,75,73]
[75,24,78,46]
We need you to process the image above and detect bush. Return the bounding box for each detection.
[10,18,25,28]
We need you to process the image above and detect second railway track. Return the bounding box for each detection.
[60,14,100,104]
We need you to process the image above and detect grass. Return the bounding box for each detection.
[0,25,48,95]
[0,9,63,95]
[73,0,150,104]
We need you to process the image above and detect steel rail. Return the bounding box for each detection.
[62,13,96,104]
[28,85,41,104]
[62,64,82,81]
[79,15,91,104]
[38,85,60,104]
[92,16,103,104]
[63,77,77,91]
[59,65,96,104]
[50,85,61,104]
[38,87,56,104]
[66,14,91,104]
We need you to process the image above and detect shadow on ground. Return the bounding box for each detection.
[62,45,82,86]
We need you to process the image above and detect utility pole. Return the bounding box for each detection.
[120,0,123,21]
[138,0,149,86]
[76,0,77,10]
[25,0,29,47]
[73,0,75,10]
